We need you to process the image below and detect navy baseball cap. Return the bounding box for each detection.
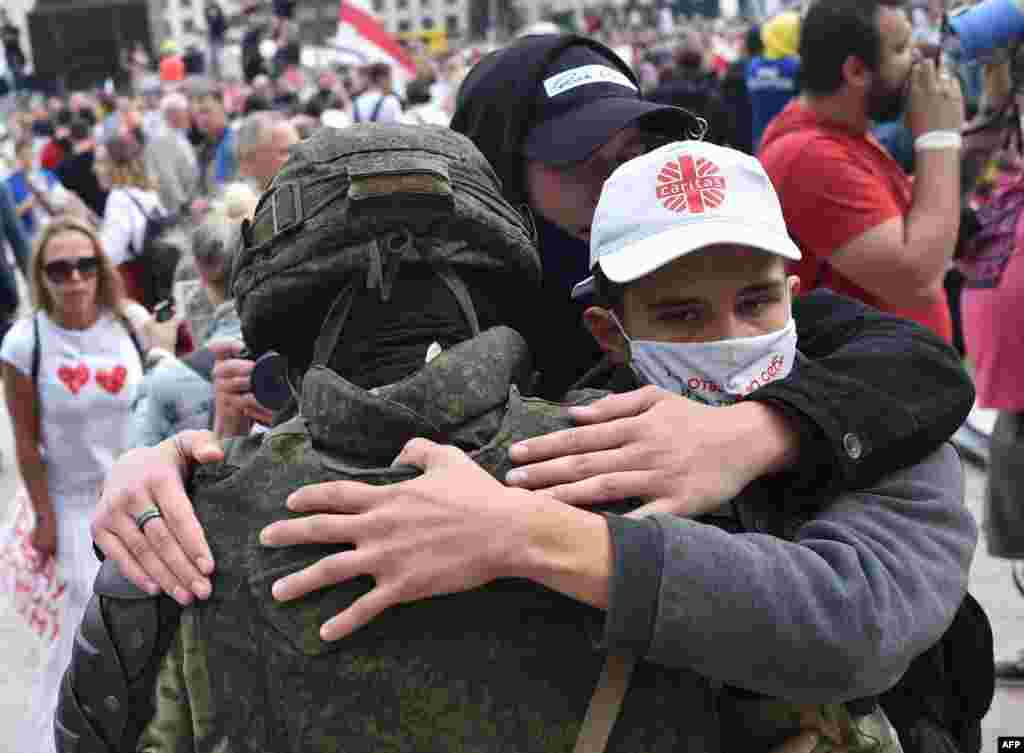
[523,44,698,166]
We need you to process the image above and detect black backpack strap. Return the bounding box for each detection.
[31,313,43,429]
[370,93,387,123]
[115,310,147,368]
[31,312,40,386]
[122,188,150,217]
[311,279,360,368]
[434,265,481,337]
[121,190,153,260]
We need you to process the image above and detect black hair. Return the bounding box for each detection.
[800,0,908,96]
[451,35,643,206]
[367,62,392,86]
[591,265,625,314]
[406,77,433,106]
[303,97,325,119]
[75,106,97,127]
[69,116,92,142]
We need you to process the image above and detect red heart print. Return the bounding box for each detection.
[96,366,128,395]
[57,364,90,396]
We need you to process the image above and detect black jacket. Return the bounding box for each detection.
[449,33,974,494]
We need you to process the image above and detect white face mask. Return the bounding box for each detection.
[613,316,798,407]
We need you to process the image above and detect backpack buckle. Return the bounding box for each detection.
[272,183,304,236]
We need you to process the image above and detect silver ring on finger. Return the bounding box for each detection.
[133,505,163,532]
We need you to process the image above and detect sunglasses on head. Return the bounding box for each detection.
[44,256,99,284]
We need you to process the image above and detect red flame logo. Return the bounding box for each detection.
[656,155,726,214]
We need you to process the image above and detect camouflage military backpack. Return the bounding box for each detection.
[54,125,553,753]
[233,123,541,369]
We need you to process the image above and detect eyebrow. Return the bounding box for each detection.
[647,279,785,308]
[738,281,786,295]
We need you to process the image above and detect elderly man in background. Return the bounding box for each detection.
[144,93,200,215]
[235,110,300,191]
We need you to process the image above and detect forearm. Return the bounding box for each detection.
[723,401,801,477]
[599,445,973,702]
[902,148,961,292]
[17,448,53,518]
[513,492,614,611]
[753,289,974,495]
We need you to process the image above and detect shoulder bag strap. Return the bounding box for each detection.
[115,310,147,368]
[31,312,43,439]
[573,654,636,753]
[121,190,151,259]
[369,93,391,123]
[31,312,40,387]
[122,188,151,219]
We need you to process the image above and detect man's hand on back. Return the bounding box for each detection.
[91,431,225,604]
[505,386,801,518]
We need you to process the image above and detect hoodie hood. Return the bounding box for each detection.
[762,11,800,60]
[450,34,640,205]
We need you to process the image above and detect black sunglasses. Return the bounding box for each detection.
[44,256,99,284]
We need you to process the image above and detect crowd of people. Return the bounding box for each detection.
[0,0,1020,751]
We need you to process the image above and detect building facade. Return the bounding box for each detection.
[3,0,35,65]
[155,0,472,44]
[369,0,470,37]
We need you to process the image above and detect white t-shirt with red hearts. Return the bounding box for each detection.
[1,306,146,498]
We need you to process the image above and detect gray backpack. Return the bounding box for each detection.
[234,123,540,371]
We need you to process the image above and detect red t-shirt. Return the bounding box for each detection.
[160,55,186,83]
[39,139,66,171]
[759,101,953,343]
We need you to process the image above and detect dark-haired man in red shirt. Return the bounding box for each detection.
[760,0,963,343]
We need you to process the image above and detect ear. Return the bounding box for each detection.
[583,307,629,364]
[787,274,801,298]
[841,55,872,92]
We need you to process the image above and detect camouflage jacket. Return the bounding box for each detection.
[135,327,971,753]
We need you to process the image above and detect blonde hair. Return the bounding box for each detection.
[107,157,158,192]
[31,217,126,317]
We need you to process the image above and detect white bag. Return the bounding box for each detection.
[0,487,67,644]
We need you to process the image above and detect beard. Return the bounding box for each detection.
[867,75,909,124]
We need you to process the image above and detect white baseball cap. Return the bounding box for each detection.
[572,141,801,299]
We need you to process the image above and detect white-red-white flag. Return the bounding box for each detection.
[333,0,417,87]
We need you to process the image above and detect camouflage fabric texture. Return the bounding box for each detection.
[231,124,540,367]
[133,327,903,753]
[127,125,903,753]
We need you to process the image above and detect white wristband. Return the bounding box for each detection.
[914,130,963,151]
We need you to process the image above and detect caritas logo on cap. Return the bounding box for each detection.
[655,154,726,214]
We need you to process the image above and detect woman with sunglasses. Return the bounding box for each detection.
[0,217,176,753]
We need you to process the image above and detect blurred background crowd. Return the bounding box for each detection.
[2,1,1024,749]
